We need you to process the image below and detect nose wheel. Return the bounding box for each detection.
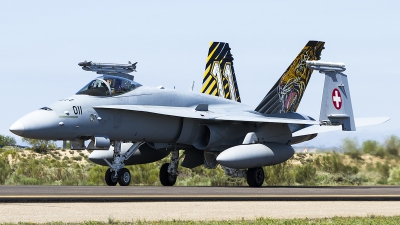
[105,168,117,186]
[105,168,131,186]
[103,141,143,186]
[118,168,131,186]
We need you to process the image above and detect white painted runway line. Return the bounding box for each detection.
[1,201,400,223]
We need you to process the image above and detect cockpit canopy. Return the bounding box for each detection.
[76,75,142,96]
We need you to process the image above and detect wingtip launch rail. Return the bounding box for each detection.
[78,61,138,80]
[306,60,346,72]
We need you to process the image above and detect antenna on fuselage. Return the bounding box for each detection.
[78,61,137,80]
[191,81,195,91]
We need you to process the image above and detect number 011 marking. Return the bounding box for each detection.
[73,106,82,115]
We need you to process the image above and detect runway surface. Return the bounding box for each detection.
[1,185,400,202]
[1,186,400,222]
[2,201,400,223]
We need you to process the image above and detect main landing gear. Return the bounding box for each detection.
[103,141,144,186]
[222,166,265,187]
[246,167,265,187]
[160,150,184,186]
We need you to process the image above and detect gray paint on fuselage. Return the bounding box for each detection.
[15,84,293,151]
[53,87,253,142]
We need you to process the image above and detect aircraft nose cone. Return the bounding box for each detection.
[9,121,25,136]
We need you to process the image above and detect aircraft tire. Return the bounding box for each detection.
[105,168,117,186]
[160,163,177,186]
[246,167,264,187]
[118,168,131,186]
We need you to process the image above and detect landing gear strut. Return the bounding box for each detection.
[160,150,183,186]
[103,141,144,186]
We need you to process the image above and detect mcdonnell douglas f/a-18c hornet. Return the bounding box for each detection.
[10,41,389,187]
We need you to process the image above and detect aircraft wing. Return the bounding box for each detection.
[292,117,390,137]
[94,105,319,125]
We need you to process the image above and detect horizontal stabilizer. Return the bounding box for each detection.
[292,117,390,137]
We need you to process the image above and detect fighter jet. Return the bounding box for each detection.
[9,41,389,187]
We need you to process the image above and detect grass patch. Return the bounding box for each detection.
[1,216,400,225]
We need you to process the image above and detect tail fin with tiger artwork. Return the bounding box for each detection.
[255,41,325,114]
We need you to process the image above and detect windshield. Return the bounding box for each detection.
[76,75,142,96]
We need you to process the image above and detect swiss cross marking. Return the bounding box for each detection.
[332,88,342,110]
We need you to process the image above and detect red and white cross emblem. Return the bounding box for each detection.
[332,88,342,110]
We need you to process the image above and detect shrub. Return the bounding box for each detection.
[0,135,16,146]
[88,165,108,185]
[361,140,386,158]
[264,161,295,186]
[374,148,386,159]
[362,140,380,154]
[343,138,362,160]
[0,155,11,184]
[345,149,362,160]
[72,156,82,161]
[376,162,390,180]
[22,138,57,154]
[389,168,400,183]
[384,135,400,157]
[295,164,316,185]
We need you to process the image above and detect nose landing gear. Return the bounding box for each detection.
[105,168,118,186]
[117,168,131,186]
[103,141,143,186]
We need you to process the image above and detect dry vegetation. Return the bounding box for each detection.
[1,136,400,186]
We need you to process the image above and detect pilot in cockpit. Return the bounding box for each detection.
[105,78,114,95]
[105,78,122,95]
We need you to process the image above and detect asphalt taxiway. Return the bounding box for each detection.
[1,186,400,222]
[1,185,400,202]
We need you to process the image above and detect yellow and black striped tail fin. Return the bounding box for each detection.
[255,40,325,114]
[201,42,241,102]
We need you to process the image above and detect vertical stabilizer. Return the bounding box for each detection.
[319,71,355,131]
[307,61,355,131]
[255,41,325,114]
[201,42,241,102]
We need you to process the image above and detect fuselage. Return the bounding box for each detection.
[10,85,254,145]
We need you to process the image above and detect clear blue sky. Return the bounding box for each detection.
[1,1,399,147]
